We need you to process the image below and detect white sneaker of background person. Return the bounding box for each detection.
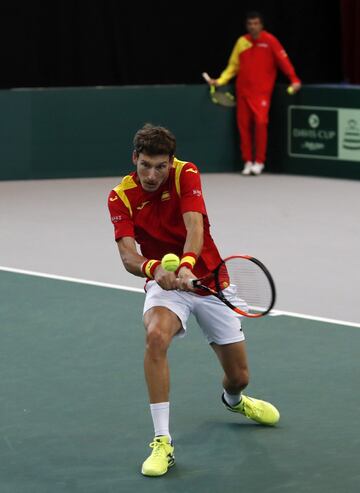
[242,161,253,175]
[251,162,264,175]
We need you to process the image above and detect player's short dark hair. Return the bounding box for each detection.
[133,124,176,157]
[245,11,264,24]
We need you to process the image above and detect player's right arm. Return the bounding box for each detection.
[109,190,178,290]
[215,35,254,86]
[204,39,242,86]
[108,188,148,277]
[216,39,241,85]
[116,236,147,277]
[117,236,178,290]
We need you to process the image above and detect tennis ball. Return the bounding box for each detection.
[287,86,295,95]
[161,253,180,272]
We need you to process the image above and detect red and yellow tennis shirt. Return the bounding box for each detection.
[217,30,300,97]
[108,158,223,280]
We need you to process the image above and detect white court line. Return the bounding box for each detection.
[269,309,360,328]
[0,266,144,293]
[1,265,360,328]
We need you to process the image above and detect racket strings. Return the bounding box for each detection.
[210,87,236,107]
[219,258,273,314]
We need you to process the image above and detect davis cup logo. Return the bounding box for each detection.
[308,114,320,129]
[290,106,360,161]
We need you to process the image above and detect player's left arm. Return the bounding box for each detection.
[177,211,204,290]
[270,35,301,92]
[175,163,206,290]
[182,211,204,258]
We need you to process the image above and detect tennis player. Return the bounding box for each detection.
[108,124,279,477]
[206,11,301,175]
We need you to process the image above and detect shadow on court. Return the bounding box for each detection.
[1,271,359,493]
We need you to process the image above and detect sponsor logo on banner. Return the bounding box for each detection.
[342,119,360,150]
[339,110,360,161]
[288,105,360,161]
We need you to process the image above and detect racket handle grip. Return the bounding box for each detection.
[187,278,199,289]
[202,72,211,83]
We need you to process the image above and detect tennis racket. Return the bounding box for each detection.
[190,255,276,318]
[202,72,236,108]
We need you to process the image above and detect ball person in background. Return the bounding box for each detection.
[108,124,279,477]
[206,11,301,175]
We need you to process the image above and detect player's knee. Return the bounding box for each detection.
[145,325,171,355]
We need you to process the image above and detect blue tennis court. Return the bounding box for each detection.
[1,269,359,493]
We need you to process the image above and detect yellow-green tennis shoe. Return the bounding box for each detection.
[141,436,175,477]
[222,393,280,426]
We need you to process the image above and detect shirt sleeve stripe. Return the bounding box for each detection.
[173,158,189,197]
[113,175,137,217]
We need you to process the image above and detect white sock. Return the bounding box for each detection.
[150,402,171,440]
[223,389,242,407]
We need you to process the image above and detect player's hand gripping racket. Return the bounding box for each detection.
[202,72,236,107]
[190,255,276,318]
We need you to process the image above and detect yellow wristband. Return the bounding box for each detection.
[179,252,197,271]
[141,259,161,279]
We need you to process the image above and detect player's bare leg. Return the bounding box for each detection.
[143,306,181,403]
[212,341,280,425]
[211,340,249,395]
[141,307,181,476]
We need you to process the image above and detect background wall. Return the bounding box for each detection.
[0,84,240,180]
[1,1,359,182]
[269,84,360,179]
[1,83,360,181]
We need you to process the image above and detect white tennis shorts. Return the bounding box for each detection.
[143,281,246,345]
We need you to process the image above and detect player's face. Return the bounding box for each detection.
[246,18,263,38]
[133,152,174,192]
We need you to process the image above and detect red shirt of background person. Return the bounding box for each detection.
[206,11,301,176]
